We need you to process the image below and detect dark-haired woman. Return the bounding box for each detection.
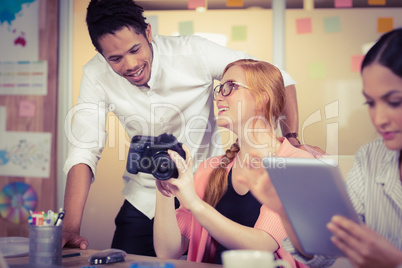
[240,28,402,268]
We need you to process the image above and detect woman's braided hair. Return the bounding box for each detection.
[86,0,149,54]
[203,141,240,207]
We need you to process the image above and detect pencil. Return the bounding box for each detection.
[62,252,82,258]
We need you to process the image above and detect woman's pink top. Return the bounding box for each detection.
[176,138,313,267]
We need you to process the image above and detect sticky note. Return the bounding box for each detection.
[296,18,312,34]
[226,0,244,7]
[146,16,159,36]
[179,21,194,35]
[309,63,326,79]
[377,17,393,33]
[351,55,365,72]
[368,0,386,5]
[19,100,36,117]
[232,26,247,41]
[334,0,352,8]
[324,17,341,33]
[188,0,205,9]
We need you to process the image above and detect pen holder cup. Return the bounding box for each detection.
[29,225,62,265]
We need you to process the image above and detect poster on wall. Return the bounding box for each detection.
[0,60,47,95]
[0,106,51,178]
[0,0,39,61]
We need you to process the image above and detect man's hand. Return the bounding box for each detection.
[62,230,89,250]
[295,143,327,158]
[284,135,327,158]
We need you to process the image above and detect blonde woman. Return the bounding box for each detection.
[154,59,313,266]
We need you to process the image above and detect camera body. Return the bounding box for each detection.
[126,133,186,180]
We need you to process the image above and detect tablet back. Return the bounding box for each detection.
[262,157,360,256]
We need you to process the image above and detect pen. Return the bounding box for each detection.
[62,252,82,258]
[54,209,65,226]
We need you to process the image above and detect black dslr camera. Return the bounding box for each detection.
[126,133,186,180]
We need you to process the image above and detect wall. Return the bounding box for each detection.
[0,0,59,238]
[72,0,125,250]
[286,8,402,154]
[72,1,402,250]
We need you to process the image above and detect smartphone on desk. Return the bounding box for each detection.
[88,249,126,265]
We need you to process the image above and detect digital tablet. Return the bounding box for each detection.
[262,157,360,256]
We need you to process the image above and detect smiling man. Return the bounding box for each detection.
[62,0,301,256]
[99,26,153,86]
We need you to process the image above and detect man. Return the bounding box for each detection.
[62,0,302,256]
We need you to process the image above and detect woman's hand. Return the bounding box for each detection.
[328,215,402,268]
[157,145,201,210]
[236,151,285,217]
[155,177,173,197]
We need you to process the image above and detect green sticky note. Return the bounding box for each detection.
[179,21,194,35]
[232,25,247,41]
[309,62,326,79]
[324,17,341,33]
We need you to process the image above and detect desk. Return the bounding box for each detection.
[6,248,222,268]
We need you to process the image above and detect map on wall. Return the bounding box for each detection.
[0,0,39,61]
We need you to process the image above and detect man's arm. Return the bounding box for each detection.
[62,163,92,249]
[280,85,299,146]
[281,85,327,156]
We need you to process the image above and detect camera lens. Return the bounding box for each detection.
[152,153,175,180]
[157,161,169,173]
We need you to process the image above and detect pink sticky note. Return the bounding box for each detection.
[334,0,352,8]
[19,100,36,117]
[351,55,365,72]
[296,18,312,34]
[188,0,205,9]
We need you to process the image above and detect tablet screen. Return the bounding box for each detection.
[263,157,360,256]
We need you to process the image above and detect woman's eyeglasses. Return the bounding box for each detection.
[213,81,251,100]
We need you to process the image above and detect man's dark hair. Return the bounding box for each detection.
[361,28,402,77]
[86,0,149,53]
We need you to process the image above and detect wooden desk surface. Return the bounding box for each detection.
[6,248,222,268]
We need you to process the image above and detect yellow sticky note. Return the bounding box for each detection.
[377,17,393,33]
[309,63,326,79]
[226,0,244,7]
[368,0,386,5]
